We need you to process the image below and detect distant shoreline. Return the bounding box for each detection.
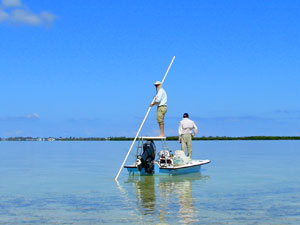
[1,136,300,141]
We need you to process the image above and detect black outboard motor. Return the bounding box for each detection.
[137,140,156,174]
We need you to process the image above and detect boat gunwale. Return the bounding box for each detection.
[158,160,211,170]
[124,160,211,170]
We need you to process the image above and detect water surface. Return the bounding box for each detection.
[0,141,300,224]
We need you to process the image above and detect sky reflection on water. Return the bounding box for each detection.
[1,141,300,224]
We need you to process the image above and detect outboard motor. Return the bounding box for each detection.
[137,140,156,174]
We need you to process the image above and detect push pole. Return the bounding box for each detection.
[114,56,175,181]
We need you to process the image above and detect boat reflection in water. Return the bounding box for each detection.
[125,173,210,224]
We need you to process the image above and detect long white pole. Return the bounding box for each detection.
[114,56,175,181]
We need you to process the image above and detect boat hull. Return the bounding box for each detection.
[124,160,210,176]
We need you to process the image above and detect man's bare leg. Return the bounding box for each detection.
[158,123,164,137]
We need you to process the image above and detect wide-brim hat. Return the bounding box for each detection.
[154,81,162,85]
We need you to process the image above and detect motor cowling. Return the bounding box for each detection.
[137,140,156,174]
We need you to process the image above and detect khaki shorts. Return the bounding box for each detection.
[157,106,167,125]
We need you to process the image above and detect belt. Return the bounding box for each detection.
[158,105,167,107]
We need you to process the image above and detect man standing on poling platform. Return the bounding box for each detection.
[150,81,167,137]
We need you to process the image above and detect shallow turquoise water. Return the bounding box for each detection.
[0,141,300,224]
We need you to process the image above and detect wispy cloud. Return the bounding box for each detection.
[0,0,56,26]
[274,109,300,115]
[2,0,21,7]
[0,113,40,121]
[198,115,274,122]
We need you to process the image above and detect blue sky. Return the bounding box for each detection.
[1,0,300,138]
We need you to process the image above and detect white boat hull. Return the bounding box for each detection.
[125,159,210,176]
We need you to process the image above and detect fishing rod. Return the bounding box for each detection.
[114,56,175,181]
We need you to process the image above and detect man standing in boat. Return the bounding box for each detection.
[150,81,167,137]
[178,113,198,159]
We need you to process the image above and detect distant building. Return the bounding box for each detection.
[25,138,35,141]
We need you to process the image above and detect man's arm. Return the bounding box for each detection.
[150,101,158,107]
[178,121,183,135]
[178,122,183,143]
[150,89,162,107]
[193,122,198,136]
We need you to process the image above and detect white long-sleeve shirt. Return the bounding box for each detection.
[178,118,198,136]
[154,88,167,106]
